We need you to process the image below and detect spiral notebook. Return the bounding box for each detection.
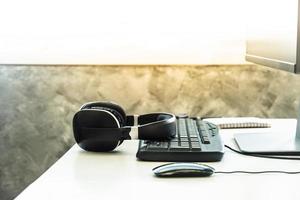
[203,117,271,129]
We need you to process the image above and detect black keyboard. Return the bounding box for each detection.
[136,115,224,162]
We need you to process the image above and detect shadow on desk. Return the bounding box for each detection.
[76,149,124,155]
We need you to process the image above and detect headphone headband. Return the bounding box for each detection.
[125,113,176,139]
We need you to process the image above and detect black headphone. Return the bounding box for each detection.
[73,101,176,152]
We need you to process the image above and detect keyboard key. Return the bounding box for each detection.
[202,136,211,144]
[196,120,212,144]
[190,137,199,142]
[211,129,218,136]
[169,142,189,151]
[207,123,217,130]
[186,119,198,137]
[180,138,189,142]
[191,142,201,150]
[148,142,168,150]
[178,118,188,136]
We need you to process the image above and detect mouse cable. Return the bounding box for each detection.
[214,171,300,174]
[224,145,300,160]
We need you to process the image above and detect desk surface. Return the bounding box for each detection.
[17,119,300,200]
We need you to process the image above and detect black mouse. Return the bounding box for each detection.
[152,162,215,177]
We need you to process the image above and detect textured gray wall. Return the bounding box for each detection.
[1,65,300,200]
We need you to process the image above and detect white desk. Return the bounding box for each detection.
[17,119,300,200]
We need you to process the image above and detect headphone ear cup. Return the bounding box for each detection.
[73,110,121,151]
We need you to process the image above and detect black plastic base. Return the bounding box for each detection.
[136,150,224,162]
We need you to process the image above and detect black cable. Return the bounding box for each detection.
[225,145,300,160]
[215,171,300,174]
[207,145,300,175]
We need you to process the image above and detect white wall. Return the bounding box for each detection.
[0,0,246,64]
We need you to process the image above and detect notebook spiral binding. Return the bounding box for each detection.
[218,122,271,129]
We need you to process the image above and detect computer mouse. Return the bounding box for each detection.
[152,162,215,177]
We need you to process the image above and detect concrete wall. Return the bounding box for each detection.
[1,65,300,199]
